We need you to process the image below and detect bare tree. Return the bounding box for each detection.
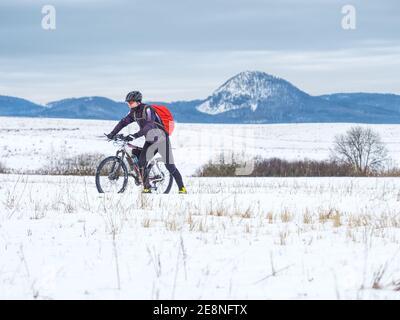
[331,126,389,175]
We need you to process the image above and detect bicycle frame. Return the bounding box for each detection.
[112,140,140,173]
[112,138,163,185]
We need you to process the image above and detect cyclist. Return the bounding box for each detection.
[106,91,187,194]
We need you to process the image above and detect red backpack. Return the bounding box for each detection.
[150,105,175,135]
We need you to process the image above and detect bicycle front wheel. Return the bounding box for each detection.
[95,156,129,193]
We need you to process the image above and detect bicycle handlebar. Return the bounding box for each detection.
[104,133,134,142]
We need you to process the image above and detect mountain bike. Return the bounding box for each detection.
[95,134,173,194]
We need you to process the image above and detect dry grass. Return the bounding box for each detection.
[371,262,400,291]
[207,206,228,217]
[278,230,289,246]
[280,209,293,223]
[332,211,342,228]
[318,210,330,224]
[303,209,313,224]
[238,207,252,219]
[3,173,400,300]
[197,219,208,233]
[138,192,152,210]
[165,218,180,232]
[31,202,49,220]
[142,218,151,228]
[186,213,194,226]
[346,228,356,242]
[318,208,340,224]
[348,214,371,228]
[266,212,274,224]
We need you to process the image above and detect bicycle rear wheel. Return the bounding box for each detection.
[95,156,129,193]
[147,159,173,194]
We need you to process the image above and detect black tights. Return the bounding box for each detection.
[132,139,184,190]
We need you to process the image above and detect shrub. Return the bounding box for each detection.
[0,161,8,174]
[196,157,358,177]
[196,160,238,177]
[40,153,105,176]
[252,157,356,177]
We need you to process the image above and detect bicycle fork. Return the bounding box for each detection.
[110,150,125,179]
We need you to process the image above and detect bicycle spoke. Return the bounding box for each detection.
[148,161,172,194]
[97,159,127,193]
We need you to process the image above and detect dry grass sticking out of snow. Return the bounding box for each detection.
[1,174,400,299]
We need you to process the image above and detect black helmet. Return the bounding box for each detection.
[125,91,142,102]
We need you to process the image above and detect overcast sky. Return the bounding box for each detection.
[0,0,399,104]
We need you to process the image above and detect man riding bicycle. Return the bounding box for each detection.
[106,91,187,194]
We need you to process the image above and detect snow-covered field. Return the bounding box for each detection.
[2,117,400,174]
[1,117,400,299]
[1,174,400,299]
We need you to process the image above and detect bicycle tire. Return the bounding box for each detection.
[95,156,129,193]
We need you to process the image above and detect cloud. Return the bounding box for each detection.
[1,46,400,104]
[1,0,399,54]
[0,1,399,102]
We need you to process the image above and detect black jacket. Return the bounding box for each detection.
[110,103,161,139]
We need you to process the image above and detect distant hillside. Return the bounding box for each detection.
[0,96,45,117]
[43,97,127,120]
[1,71,400,123]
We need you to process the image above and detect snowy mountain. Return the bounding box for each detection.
[1,71,400,123]
[197,71,308,115]
[197,71,400,123]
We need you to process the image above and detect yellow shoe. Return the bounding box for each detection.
[142,188,152,194]
[178,187,187,194]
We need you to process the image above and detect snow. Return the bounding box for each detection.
[197,71,295,115]
[1,116,400,299]
[1,174,400,299]
[213,71,276,99]
[2,117,400,175]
